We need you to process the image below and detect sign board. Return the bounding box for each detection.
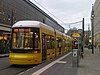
[72,33,80,38]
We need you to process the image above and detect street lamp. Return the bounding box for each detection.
[91,4,95,54]
[82,18,84,53]
[11,10,14,26]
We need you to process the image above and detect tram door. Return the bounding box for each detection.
[42,34,47,61]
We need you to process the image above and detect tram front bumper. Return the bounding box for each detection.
[9,53,42,65]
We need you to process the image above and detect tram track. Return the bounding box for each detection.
[0,57,42,75]
[0,52,72,75]
[0,65,35,75]
[0,65,11,71]
[0,57,37,75]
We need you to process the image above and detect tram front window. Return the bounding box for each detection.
[12,28,33,49]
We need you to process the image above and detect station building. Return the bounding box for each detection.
[92,0,100,47]
[0,0,64,53]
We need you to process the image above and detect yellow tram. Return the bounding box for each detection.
[9,21,72,65]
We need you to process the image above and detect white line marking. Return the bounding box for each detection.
[18,72,25,75]
[31,52,72,75]
[56,61,67,64]
[18,66,36,75]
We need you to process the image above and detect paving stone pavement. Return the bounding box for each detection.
[77,48,100,75]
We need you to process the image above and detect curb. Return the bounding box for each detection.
[0,54,9,58]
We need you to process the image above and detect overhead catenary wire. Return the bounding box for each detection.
[33,0,83,25]
[33,0,65,24]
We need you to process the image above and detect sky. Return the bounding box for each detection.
[30,0,95,31]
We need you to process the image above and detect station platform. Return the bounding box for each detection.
[77,48,100,75]
[0,54,9,58]
[20,48,100,75]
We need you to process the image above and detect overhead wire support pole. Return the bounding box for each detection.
[11,10,14,26]
[65,18,84,58]
[91,4,94,54]
[81,18,84,53]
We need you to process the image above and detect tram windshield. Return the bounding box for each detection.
[12,28,33,49]
[11,28,40,50]
[12,28,40,50]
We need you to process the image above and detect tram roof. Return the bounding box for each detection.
[12,21,41,28]
[12,20,54,31]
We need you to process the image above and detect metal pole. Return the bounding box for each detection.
[88,24,90,46]
[81,18,84,53]
[92,19,94,54]
[11,10,14,26]
[91,4,94,54]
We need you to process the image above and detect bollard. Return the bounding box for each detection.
[72,49,79,67]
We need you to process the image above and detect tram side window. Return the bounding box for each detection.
[51,36,55,49]
[46,35,51,49]
[42,33,46,50]
[34,32,40,50]
[57,38,62,48]
[56,38,59,48]
[63,39,66,48]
